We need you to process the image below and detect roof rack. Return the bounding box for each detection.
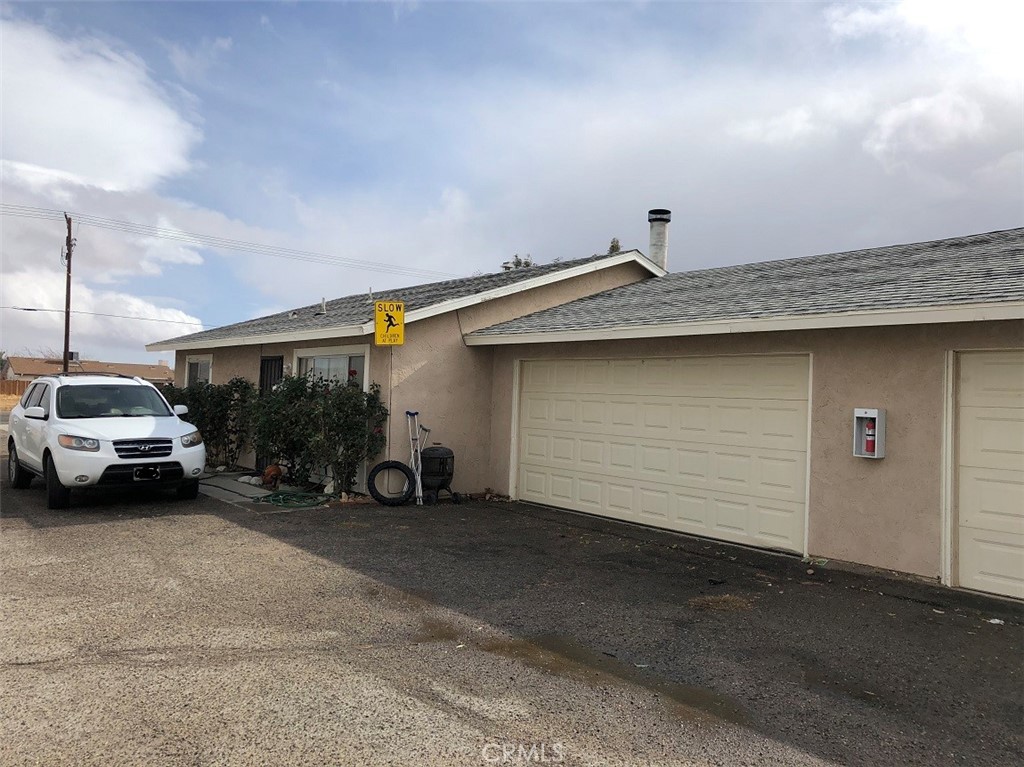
[42,372,141,380]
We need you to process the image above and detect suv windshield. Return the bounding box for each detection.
[56,384,172,419]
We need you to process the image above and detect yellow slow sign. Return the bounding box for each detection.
[374,300,405,346]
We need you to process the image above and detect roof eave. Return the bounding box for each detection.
[146,324,369,352]
[463,301,1024,346]
[146,252,662,352]
[403,250,663,326]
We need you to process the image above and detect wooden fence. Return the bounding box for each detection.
[0,379,31,396]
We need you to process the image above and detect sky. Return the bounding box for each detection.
[1,0,1021,365]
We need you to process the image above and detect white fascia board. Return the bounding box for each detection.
[145,324,369,352]
[146,253,662,352]
[463,301,1024,346]
[401,251,665,326]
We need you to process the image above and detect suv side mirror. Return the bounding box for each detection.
[173,404,189,416]
[24,406,46,420]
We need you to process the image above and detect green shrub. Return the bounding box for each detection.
[252,376,388,492]
[162,377,257,468]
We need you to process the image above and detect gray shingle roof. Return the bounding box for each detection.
[152,253,627,347]
[470,228,1024,337]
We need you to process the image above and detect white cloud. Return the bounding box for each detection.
[864,91,987,165]
[728,107,828,146]
[0,16,201,192]
[0,268,203,362]
[826,0,1023,79]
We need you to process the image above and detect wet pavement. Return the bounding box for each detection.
[1,466,1022,766]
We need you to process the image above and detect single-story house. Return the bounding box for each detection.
[149,212,1024,601]
[2,356,174,386]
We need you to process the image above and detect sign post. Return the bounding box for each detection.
[374,300,405,346]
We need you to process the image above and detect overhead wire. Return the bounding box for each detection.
[0,305,203,325]
[0,203,460,280]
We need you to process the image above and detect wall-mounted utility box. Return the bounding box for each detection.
[853,408,886,459]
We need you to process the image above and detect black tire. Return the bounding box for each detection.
[367,461,416,507]
[7,443,33,489]
[422,489,438,506]
[45,454,71,510]
[177,479,200,500]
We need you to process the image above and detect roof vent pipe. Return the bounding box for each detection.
[648,208,671,270]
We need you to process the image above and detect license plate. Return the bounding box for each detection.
[133,466,161,481]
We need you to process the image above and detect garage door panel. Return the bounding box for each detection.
[640,358,675,388]
[549,474,574,502]
[523,356,809,398]
[959,407,1024,472]
[959,467,1024,535]
[524,434,548,460]
[957,350,1024,599]
[579,439,603,466]
[522,469,547,496]
[639,488,670,521]
[523,395,805,451]
[517,355,809,554]
[521,437,805,503]
[959,528,1024,599]
[577,478,603,509]
[519,463,806,551]
[960,352,1024,408]
[606,483,636,515]
[522,395,552,425]
[551,436,575,462]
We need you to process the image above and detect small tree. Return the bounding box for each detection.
[162,377,256,468]
[607,237,621,255]
[252,376,388,492]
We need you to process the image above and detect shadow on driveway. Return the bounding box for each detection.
[211,495,1023,767]
[3,461,1022,766]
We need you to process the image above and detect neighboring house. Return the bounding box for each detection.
[149,212,1024,601]
[2,356,174,386]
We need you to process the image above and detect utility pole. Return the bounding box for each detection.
[62,213,74,373]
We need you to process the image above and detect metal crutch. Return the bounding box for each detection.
[406,411,430,506]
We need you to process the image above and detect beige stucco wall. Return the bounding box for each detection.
[382,262,653,491]
[485,320,1024,579]
[168,261,653,479]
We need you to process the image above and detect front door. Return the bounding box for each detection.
[257,357,284,471]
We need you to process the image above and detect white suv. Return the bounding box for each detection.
[7,374,207,509]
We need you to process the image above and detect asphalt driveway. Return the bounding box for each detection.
[1,468,1022,766]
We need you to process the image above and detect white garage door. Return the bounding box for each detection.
[517,355,810,553]
[958,350,1024,599]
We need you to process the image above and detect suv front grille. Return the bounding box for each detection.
[114,438,174,459]
[98,462,183,485]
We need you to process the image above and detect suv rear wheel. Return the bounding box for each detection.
[7,443,33,489]
[45,454,71,510]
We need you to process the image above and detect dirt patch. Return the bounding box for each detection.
[687,594,753,612]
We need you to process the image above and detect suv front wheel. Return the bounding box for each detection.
[45,454,71,510]
[7,443,33,489]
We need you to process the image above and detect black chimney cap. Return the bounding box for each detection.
[648,209,671,222]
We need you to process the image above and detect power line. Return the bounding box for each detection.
[2,306,204,326]
[0,203,460,280]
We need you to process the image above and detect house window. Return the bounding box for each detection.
[186,355,212,386]
[293,346,368,390]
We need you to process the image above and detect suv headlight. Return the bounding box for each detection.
[181,430,203,448]
[58,435,100,452]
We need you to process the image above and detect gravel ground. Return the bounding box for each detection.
[1,466,1021,767]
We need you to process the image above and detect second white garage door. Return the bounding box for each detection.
[517,355,810,553]
[957,350,1024,599]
